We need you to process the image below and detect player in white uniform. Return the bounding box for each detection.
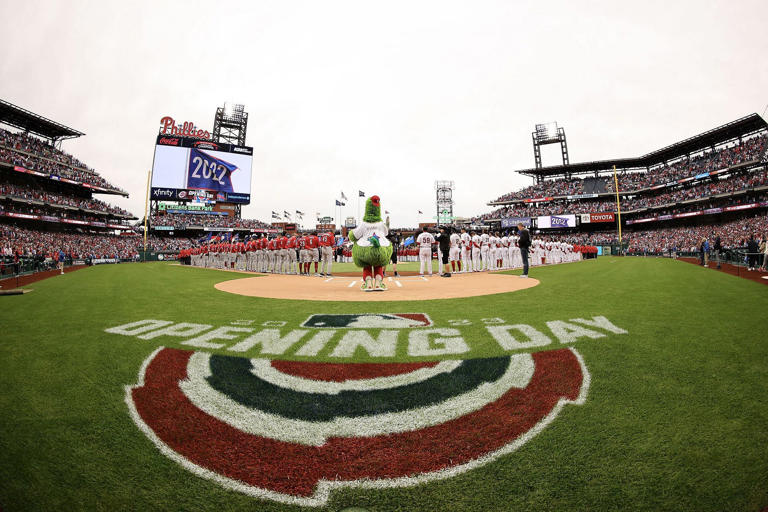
[480,231,490,271]
[488,232,495,270]
[449,231,461,273]
[471,231,482,271]
[416,227,435,276]
[500,234,509,269]
[460,228,472,272]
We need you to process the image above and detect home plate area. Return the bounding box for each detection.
[215,271,540,301]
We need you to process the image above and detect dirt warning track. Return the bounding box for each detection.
[215,272,540,301]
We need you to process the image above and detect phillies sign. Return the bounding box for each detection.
[126,346,589,506]
[159,116,211,140]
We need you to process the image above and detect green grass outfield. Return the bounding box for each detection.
[1,257,767,511]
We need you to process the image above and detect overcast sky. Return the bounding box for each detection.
[1,0,766,228]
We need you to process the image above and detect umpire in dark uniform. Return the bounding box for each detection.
[517,223,531,278]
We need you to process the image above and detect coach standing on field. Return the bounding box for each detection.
[517,223,531,278]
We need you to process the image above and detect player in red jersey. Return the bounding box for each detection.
[306,232,320,275]
[319,230,336,276]
[297,234,309,275]
[286,233,298,274]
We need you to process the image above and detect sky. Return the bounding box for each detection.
[1,0,767,229]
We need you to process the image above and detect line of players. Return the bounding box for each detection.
[413,228,582,275]
[185,231,337,276]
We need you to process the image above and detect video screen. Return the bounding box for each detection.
[151,136,252,203]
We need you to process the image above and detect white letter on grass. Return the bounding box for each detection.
[138,323,212,340]
[105,319,173,336]
[486,324,552,350]
[228,329,308,354]
[408,328,469,357]
[294,330,337,356]
[571,316,628,334]
[330,330,399,358]
[182,326,253,349]
[547,321,605,344]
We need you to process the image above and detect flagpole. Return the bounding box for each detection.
[613,165,623,250]
[143,169,151,261]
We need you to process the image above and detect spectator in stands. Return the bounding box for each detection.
[746,235,759,271]
[712,234,722,269]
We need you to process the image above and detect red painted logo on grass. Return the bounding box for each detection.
[126,347,589,506]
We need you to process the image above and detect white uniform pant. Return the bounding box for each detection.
[419,247,432,275]
[321,246,333,275]
[480,247,489,270]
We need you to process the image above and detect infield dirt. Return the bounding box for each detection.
[215,272,540,301]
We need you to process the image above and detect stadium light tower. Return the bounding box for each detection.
[532,122,569,182]
[212,103,248,146]
[435,180,455,226]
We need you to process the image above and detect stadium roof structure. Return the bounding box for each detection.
[518,113,768,179]
[0,99,84,142]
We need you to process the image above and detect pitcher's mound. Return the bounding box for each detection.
[215,272,539,301]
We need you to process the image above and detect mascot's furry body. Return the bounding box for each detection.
[348,195,392,291]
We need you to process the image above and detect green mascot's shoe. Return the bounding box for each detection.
[361,277,374,291]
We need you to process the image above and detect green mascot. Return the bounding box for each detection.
[348,195,393,291]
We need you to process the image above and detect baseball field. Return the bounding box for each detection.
[1,257,767,511]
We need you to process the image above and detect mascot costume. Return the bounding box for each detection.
[348,195,393,291]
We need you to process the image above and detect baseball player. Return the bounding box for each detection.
[319,230,335,276]
[416,227,435,276]
[449,229,461,272]
[500,233,509,269]
[471,230,482,271]
[297,234,309,275]
[307,231,320,276]
[480,230,490,271]
[460,228,472,272]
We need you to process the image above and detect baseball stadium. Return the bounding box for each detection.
[1,2,767,511]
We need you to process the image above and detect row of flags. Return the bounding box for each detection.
[267,191,425,223]
[271,210,305,220]
[338,190,367,201]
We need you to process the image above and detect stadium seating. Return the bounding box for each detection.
[149,213,272,230]
[0,129,127,193]
[491,134,767,203]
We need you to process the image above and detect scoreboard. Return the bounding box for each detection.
[150,135,253,204]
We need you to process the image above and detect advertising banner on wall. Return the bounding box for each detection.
[500,217,532,228]
[536,214,576,229]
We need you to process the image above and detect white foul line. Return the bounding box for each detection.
[421,276,428,281]
[395,281,403,287]
[324,277,334,282]
[347,280,357,288]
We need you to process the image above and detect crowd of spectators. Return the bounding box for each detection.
[0,200,133,226]
[0,224,198,263]
[623,215,768,254]
[0,182,133,217]
[0,128,126,193]
[150,213,272,229]
[0,224,140,260]
[491,134,767,203]
[476,169,768,222]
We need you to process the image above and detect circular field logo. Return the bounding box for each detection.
[126,347,589,506]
